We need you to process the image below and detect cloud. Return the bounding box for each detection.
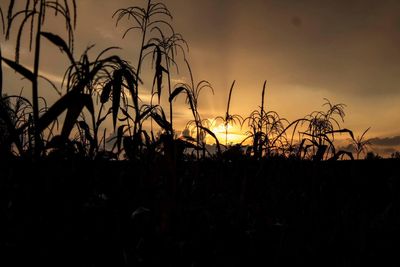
[369,136,400,147]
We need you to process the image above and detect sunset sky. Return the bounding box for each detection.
[1,0,400,155]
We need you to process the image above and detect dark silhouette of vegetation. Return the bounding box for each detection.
[3,0,76,158]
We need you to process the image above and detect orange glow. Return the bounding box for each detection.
[208,122,247,145]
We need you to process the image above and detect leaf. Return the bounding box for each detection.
[330,150,354,161]
[199,126,221,156]
[61,94,92,139]
[142,43,156,50]
[151,111,172,132]
[39,75,61,95]
[169,86,186,102]
[1,57,34,81]
[41,32,75,65]
[112,70,122,130]
[177,138,200,150]
[120,107,134,121]
[61,101,84,139]
[0,7,5,35]
[96,109,112,128]
[78,121,94,143]
[83,94,94,115]
[136,105,156,123]
[0,46,3,96]
[116,124,126,152]
[155,66,163,103]
[122,69,136,97]
[33,88,80,134]
[325,128,354,140]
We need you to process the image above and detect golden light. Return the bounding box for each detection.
[207,121,247,145]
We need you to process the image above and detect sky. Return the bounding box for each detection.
[1,0,400,156]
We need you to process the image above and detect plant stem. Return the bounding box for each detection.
[0,46,3,97]
[133,0,151,134]
[166,61,173,130]
[32,0,44,158]
[226,124,228,147]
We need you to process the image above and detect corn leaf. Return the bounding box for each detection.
[112,70,122,130]
[1,57,34,82]
[169,86,186,102]
[100,82,112,103]
[61,94,92,139]
[199,125,221,156]
[41,31,75,65]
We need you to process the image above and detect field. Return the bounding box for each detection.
[1,159,399,266]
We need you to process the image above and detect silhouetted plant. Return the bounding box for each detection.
[60,46,140,158]
[0,94,18,158]
[242,81,288,159]
[113,0,195,162]
[391,151,400,159]
[365,151,382,160]
[0,91,59,158]
[349,127,371,159]
[2,0,76,158]
[264,99,354,161]
[145,30,188,129]
[170,60,215,158]
[297,99,354,160]
[215,80,243,147]
[114,0,175,132]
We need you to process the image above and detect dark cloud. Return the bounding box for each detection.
[369,136,400,147]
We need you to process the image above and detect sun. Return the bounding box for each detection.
[208,122,246,145]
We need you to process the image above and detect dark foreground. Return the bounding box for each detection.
[1,159,399,267]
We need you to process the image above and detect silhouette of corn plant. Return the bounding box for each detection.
[215,80,243,147]
[0,93,56,158]
[2,0,76,158]
[242,81,287,159]
[60,46,139,158]
[169,60,215,158]
[114,0,175,134]
[183,118,220,158]
[0,94,24,158]
[144,31,188,130]
[265,99,354,160]
[349,127,371,160]
[297,99,354,160]
[113,0,195,161]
